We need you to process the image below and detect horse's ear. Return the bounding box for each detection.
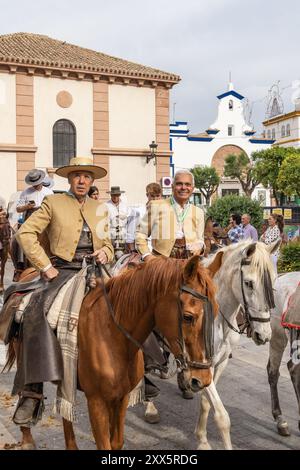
[207,251,224,277]
[184,255,200,282]
[242,242,257,259]
[266,238,281,254]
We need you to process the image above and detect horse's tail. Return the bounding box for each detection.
[1,339,17,373]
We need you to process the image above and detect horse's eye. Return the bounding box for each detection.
[183,314,194,324]
[245,280,254,290]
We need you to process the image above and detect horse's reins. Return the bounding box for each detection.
[220,258,273,335]
[94,260,169,374]
[93,259,214,373]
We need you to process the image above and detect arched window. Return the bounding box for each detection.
[53,119,76,167]
[267,129,271,139]
[272,128,275,140]
[286,123,291,136]
[229,99,233,110]
[281,125,286,138]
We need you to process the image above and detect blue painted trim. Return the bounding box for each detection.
[187,136,213,142]
[206,129,220,134]
[170,129,189,135]
[170,121,188,126]
[217,90,244,100]
[170,137,173,151]
[249,139,275,144]
[244,130,256,136]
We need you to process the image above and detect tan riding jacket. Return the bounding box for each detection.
[16,193,114,271]
[135,198,205,257]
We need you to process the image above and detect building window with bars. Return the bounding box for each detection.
[53,119,76,167]
[281,125,286,138]
[286,123,291,136]
[228,125,234,136]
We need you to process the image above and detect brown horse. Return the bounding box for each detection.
[0,213,11,292]
[7,255,219,450]
[204,217,229,256]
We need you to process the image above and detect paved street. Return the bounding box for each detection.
[0,259,299,451]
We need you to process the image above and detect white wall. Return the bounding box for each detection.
[0,73,16,143]
[210,95,252,137]
[172,135,270,172]
[109,85,156,149]
[0,153,17,203]
[34,76,93,168]
[109,155,156,206]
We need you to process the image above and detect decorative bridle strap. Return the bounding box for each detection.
[180,285,209,302]
[178,284,213,370]
[240,258,271,323]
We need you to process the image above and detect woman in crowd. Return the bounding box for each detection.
[260,213,283,276]
[88,186,99,200]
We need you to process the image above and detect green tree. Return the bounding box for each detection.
[207,194,263,230]
[224,152,259,197]
[252,147,296,205]
[191,166,220,205]
[277,153,300,197]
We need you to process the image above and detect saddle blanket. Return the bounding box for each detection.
[281,283,300,330]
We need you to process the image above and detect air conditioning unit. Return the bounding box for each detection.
[161,176,173,187]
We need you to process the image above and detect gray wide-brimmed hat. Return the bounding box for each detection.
[25,169,46,186]
[42,175,55,189]
[106,186,125,195]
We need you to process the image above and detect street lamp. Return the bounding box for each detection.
[146,141,158,165]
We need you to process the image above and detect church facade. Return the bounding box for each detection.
[0,33,180,205]
[170,83,274,205]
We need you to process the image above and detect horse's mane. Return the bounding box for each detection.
[102,256,217,322]
[207,240,275,281]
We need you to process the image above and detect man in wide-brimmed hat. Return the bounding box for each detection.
[11,169,55,281]
[10,156,113,428]
[105,185,135,259]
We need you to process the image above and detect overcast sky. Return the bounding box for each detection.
[1,0,300,134]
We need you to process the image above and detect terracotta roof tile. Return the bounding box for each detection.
[0,32,180,83]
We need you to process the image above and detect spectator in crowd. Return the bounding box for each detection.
[105,186,135,259]
[227,213,244,244]
[88,186,100,200]
[241,213,258,241]
[260,213,282,275]
[12,169,54,280]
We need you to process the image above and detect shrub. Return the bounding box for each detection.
[207,195,263,230]
[278,242,300,273]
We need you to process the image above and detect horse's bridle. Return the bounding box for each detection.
[176,285,214,371]
[95,260,214,373]
[220,259,272,335]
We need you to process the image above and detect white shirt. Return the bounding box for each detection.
[171,198,190,239]
[105,199,136,244]
[17,186,53,208]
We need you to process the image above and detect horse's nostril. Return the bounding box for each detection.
[191,378,202,392]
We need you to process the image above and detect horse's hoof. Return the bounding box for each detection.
[277,423,290,436]
[21,442,36,450]
[197,441,212,450]
[144,412,160,424]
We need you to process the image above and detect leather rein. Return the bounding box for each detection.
[94,260,214,373]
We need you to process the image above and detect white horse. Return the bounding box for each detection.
[196,239,280,450]
[267,271,300,436]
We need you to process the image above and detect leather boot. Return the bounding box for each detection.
[13,383,44,426]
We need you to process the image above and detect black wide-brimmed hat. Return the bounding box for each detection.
[25,169,46,186]
[106,186,125,195]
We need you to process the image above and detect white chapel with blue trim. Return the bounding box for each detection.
[170,82,275,204]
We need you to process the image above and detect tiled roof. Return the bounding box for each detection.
[0,32,180,83]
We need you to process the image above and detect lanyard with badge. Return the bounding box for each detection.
[170,195,190,225]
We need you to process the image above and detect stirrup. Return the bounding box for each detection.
[13,391,45,426]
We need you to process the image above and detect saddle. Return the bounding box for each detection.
[281,284,300,330]
[0,277,45,344]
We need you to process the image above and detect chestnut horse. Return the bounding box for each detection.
[7,255,218,450]
[0,213,11,292]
